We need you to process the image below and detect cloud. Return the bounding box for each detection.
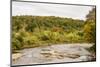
[12,1,93,20]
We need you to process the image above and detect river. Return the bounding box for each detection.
[12,43,95,66]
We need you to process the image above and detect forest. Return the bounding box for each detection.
[12,8,96,53]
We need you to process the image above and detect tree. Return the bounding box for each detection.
[84,7,96,52]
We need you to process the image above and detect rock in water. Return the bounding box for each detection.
[78,56,88,61]
[65,54,80,59]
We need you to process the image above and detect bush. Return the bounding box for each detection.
[65,32,84,43]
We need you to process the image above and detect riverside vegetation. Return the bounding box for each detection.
[12,8,96,54]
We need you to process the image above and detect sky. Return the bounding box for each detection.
[12,1,94,20]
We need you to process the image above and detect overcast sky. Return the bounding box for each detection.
[12,1,94,20]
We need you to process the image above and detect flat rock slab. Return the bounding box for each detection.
[12,44,94,66]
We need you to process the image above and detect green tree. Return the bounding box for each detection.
[84,8,96,52]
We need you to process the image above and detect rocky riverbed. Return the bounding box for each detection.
[12,43,95,66]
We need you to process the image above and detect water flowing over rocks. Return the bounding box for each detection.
[12,44,95,66]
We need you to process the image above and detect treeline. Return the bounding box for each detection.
[12,16,84,32]
[12,8,96,52]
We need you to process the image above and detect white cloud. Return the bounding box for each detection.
[12,1,94,20]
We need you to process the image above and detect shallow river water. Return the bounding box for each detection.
[12,44,94,66]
